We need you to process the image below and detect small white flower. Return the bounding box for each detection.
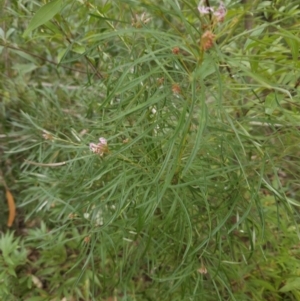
[99,137,107,145]
[198,0,214,14]
[198,1,227,22]
[90,137,109,156]
[213,1,227,22]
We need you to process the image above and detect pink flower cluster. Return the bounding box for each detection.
[198,1,227,22]
[89,137,108,156]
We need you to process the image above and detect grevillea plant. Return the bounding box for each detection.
[1,0,300,300]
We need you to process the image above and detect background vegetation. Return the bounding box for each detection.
[1,0,300,300]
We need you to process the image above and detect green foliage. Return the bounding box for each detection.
[0,0,300,300]
[0,232,27,300]
[23,0,65,38]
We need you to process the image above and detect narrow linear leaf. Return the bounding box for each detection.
[23,0,64,37]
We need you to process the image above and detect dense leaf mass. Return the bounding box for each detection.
[0,0,300,300]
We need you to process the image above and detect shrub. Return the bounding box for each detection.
[1,0,300,300]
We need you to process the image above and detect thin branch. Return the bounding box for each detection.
[53,20,103,79]
[1,43,89,75]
